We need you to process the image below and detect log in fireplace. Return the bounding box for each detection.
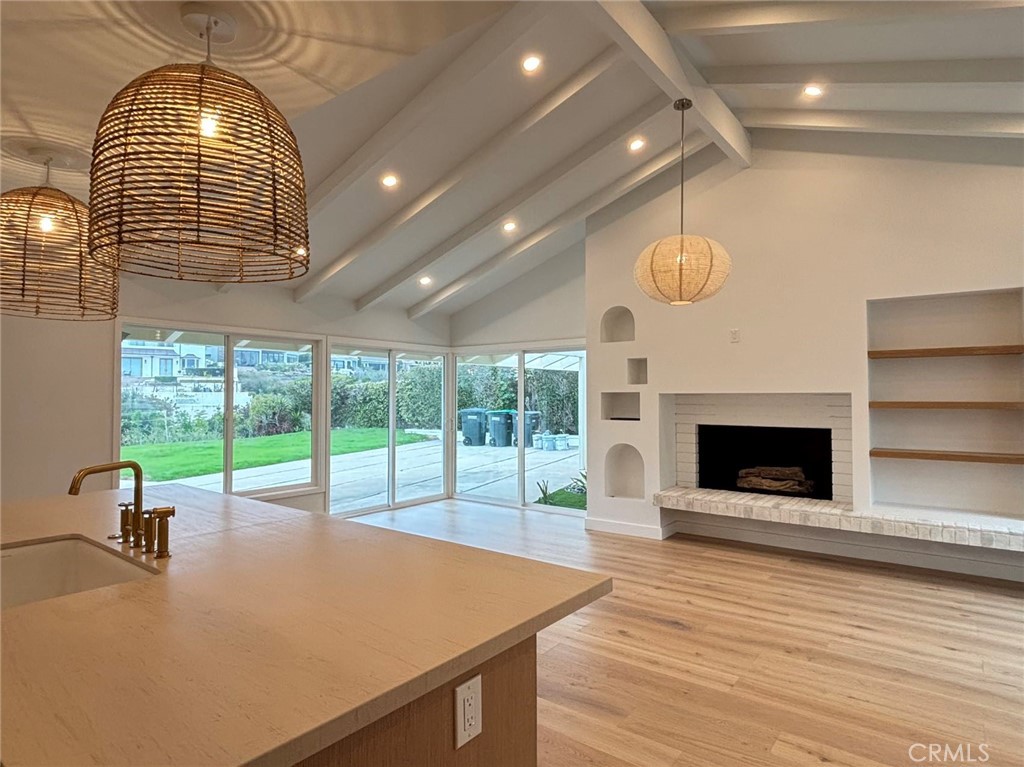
[697,424,833,501]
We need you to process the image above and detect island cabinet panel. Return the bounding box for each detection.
[296,637,537,767]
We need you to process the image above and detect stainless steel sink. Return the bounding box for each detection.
[1,537,157,610]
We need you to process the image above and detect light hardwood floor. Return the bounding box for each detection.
[357,500,1024,767]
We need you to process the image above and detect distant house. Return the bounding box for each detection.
[121,344,179,377]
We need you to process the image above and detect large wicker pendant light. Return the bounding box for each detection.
[89,12,309,283]
[1,159,118,320]
[634,98,731,305]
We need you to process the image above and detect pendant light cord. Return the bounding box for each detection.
[204,16,213,63]
[43,158,52,187]
[680,99,685,237]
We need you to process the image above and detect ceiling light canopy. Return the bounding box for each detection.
[1,160,118,320]
[634,99,732,306]
[88,10,309,283]
[521,55,542,74]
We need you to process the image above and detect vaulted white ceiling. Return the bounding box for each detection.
[2,1,1022,321]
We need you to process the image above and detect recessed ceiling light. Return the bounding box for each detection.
[380,173,399,189]
[521,55,542,74]
[502,221,517,233]
[803,84,824,98]
[628,137,646,153]
[418,276,433,286]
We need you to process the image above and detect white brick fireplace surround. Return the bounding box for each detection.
[673,393,853,503]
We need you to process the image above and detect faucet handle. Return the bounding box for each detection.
[110,501,135,542]
[149,506,176,560]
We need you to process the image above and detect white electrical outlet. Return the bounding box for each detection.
[454,674,482,748]
[729,328,740,343]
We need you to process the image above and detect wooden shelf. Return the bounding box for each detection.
[870,448,1024,465]
[868,344,1024,359]
[869,401,1024,411]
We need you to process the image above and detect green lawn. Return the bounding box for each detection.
[536,487,587,511]
[122,428,429,482]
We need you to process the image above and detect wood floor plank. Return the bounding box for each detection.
[356,501,1024,767]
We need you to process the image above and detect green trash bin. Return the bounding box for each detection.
[460,408,488,446]
[486,410,515,447]
[520,411,541,447]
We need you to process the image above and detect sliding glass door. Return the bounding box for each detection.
[454,354,520,502]
[120,325,226,489]
[450,348,587,512]
[394,352,446,503]
[524,351,586,510]
[328,346,390,513]
[231,338,315,492]
[119,324,320,497]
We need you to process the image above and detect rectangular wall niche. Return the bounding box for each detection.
[601,392,640,421]
[698,424,833,500]
[627,358,648,385]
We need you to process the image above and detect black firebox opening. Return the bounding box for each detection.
[697,424,833,501]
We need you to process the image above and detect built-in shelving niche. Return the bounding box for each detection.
[600,306,635,343]
[601,392,640,421]
[627,358,648,385]
[605,444,645,499]
[867,288,1024,516]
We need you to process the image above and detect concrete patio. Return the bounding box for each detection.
[157,437,583,514]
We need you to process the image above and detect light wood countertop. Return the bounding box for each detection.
[1,485,611,767]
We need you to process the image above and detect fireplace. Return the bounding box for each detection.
[697,424,833,501]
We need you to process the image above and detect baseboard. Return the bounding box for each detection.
[585,517,671,540]
[662,512,1024,582]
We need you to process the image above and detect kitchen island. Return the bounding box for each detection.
[1,485,611,766]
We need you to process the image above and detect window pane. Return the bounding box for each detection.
[232,338,315,491]
[395,352,444,502]
[525,351,586,511]
[120,325,226,490]
[455,354,519,501]
[329,347,390,513]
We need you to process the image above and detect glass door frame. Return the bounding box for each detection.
[114,317,326,502]
[448,341,586,516]
[323,338,450,517]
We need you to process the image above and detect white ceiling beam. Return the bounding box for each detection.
[738,109,1024,139]
[305,3,544,218]
[354,95,668,312]
[653,2,1023,36]
[407,134,713,319]
[584,1,752,167]
[705,59,1024,87]
[294,47,622,303]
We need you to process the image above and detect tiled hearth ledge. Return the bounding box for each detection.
[654,487,1023,552]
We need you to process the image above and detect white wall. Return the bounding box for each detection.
[449,242,585,347]
[1,278,449,504]
[585,130,1024,537]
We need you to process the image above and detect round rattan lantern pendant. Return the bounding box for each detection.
[89,10,309,283]
[633,99,732,305]
[1,159,118,320]
[634,234,731,305]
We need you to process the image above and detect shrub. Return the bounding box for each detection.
[351,380,388,428]
[397,364,443,429]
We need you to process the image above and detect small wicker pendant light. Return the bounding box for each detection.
[89,14,309,283]
[634,99,731,305]
[1,160,118,320]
